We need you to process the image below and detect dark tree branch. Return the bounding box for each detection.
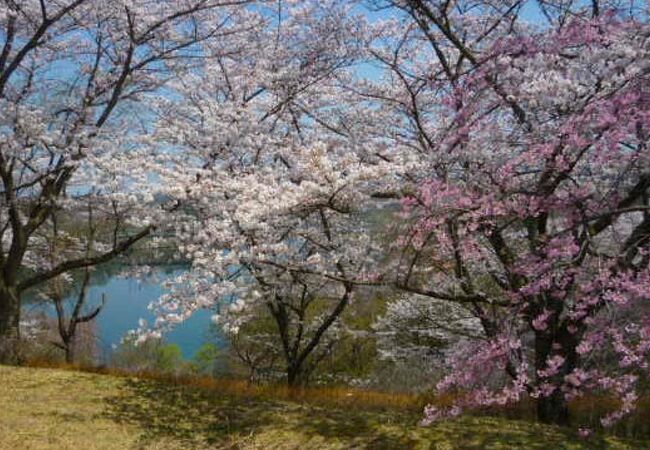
[18,225,153,292]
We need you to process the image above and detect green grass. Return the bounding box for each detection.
[0,366,648,449]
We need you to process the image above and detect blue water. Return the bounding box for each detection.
[27,266,216,359]
[88,273,215,359]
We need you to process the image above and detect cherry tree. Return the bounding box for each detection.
[0,0,256,363]
[359,0,650,427]
[373,293,481,368]
[140,0,408,386]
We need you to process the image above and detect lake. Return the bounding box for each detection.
[24,264,217,360]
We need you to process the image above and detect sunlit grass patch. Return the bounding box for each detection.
[1,365,649,449]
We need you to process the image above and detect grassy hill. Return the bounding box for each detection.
[0,365,648,449]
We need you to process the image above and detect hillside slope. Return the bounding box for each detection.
[0,365,647,449]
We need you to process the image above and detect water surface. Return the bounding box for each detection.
[26,264,216,359]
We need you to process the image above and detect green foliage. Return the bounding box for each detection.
[155,344,184,372]
[192,343,221,376]
[311,293,388,384]
[226,291,390,385]
[111,338,189,374]
[224,304,283,382]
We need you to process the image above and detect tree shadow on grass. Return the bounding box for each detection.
[427,416,627,450]
[101,378,414,449]
[101,378,629,449]
[102,378,282,447]
[284,405,420,449]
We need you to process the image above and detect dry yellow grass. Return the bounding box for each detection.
[23,359,422,412]
[1,365,648,449]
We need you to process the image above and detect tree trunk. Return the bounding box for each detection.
[64,348,74,365]
[537,388,569,426]
[287,363,305,387]
[0,286,21,365]
[534,323,577,426]
[64,339,75,365]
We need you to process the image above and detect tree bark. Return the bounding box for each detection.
[537,389,570,426]
[534,323,577,426]
[64,340,75,365]
[287,363,306,387]
[0,285,21,365]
